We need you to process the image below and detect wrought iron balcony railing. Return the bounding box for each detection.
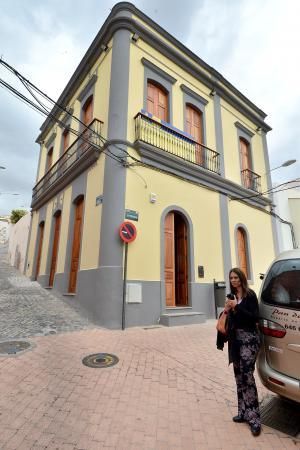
[32,118,103,206]
[134,112,220,174]
[241,168,262,193]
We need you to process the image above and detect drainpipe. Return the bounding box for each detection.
[271,211,297,249]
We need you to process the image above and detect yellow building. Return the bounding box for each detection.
[25,2,277,328]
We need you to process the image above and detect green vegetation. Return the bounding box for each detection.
[10,209,27,224]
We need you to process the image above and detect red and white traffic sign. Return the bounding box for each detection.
[119,221,137,243]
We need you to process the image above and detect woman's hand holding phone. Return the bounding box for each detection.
[225,293,237,310]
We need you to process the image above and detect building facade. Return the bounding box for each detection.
[25,2,278,328]
[273,183,300,252]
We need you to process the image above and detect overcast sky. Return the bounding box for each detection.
[0,0,299,215]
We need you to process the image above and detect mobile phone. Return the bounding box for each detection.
[226,293,235,300]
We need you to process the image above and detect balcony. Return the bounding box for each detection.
[32,118,103,209]
[134,112,220,174]
[241,168,261,193]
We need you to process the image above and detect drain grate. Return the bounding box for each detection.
[82,353,119,368]
[261,396,300,437]
[0,340,31,355]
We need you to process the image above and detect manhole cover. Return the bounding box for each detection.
[82,353,119,368]
[0,341,31,355]
[261,396,300,437]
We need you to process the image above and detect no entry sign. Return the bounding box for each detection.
[119,221,137,243]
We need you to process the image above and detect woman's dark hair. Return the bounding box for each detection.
[229,267,250,297]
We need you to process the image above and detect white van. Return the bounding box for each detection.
[257,249,300,403]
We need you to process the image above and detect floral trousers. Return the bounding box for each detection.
[233,329,261,427]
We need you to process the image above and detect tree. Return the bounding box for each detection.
[10,209,27,224]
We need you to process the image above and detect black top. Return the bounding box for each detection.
[216,289,260,363]
[231,289,259,331]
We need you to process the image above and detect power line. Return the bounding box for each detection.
[230,178,300,202]
[0,58,142,165]
[0,76,125,166]
[2,58,298,208]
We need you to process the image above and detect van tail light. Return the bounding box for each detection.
[259,319,286,338]
[268,376,285,386]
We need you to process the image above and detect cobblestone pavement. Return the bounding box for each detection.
[0,245,299,449]
[0,245,99,340]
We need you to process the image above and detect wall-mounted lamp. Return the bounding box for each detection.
[209,88,216,97]
[132,33,140,42]
[100,44,109,52]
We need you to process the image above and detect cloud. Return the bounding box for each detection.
[185,0,300,183]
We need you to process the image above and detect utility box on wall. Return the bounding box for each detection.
[126,283,142,303]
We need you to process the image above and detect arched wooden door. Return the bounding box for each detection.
[186,104,203,165]
[164,212,188,307]
[49,212,61,287]
[175,214,188,306]
[164,212,175,306]
[68,198,84,293]
[35,222,45,280]
[237,227,249,279]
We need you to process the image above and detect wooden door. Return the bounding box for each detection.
[68,198,84,293]
[186,105,203,165]
[175,216,188,305]
[49,212,61,287]
[35,222,44,280]
[164,212,175,306]
[147,81,168,121]
[237,227,248,278]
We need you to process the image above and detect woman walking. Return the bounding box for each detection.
[223,268,261,436]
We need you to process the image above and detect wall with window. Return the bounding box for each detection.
[35,42,112,184]
[228,200,275,292]
[125,165,223,282]
[220,99,268,191]
[127,40,216,150]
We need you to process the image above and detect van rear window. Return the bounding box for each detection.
[261,259,300,310]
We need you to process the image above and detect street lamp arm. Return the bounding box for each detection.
[264,159,297,176]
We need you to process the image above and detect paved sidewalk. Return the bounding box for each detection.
[0,245,98,340]
[0,247,299,449]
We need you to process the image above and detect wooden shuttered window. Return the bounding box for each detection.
[239,138,251,172]
[237,227,249,279]
[62,129,70,153]
[186,104,203,143]
[186,104,203,165]
[46,147,53,172]
[83,95,93,126]
[147,81,168,121]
